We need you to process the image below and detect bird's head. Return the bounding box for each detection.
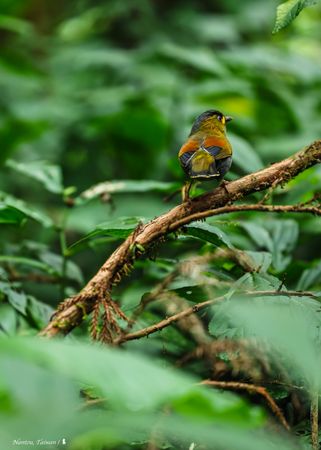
[190,110,232,135]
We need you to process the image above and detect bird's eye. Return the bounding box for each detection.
[221,116,226,125]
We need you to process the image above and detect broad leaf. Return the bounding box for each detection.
[6,160,63,194]
[273,0,319,33]
[241,220,298,272]
[183,222,233,248]
[0,204,26,226]
[79,180,178,204]
[0,282,27,315]
[66,217,143,256]
[229,134,264,173]
[297,259,321,290]
[0,193,54,228]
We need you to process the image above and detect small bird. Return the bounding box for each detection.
[178,109,233,201]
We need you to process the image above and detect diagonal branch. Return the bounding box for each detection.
[39,140,321,338]
[113,290,319,345]
[200,380,290,430]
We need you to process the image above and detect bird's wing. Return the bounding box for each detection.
[178,136,232,161]
[201,137,232,160]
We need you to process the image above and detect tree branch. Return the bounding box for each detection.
[112,290,319,345]
[39,140,321,338]
[200,380,290,430]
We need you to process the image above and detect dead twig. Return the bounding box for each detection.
[39,140,321,338]
[310,391,319,450]
[200,379,290,430]
[113,290,319,345]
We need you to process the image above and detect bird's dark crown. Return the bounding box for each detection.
[190,109,225,134]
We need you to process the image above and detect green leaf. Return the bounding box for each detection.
[273,0,319,33]
[39,251,84,284]
[241,220,299,272]
[78,180,178,204]
[243,251,272,273]
[184,222,233,248]
[159,42,227,76]
[0,193,54,228]
[0,337,259,420]
[0,305,17,335]
[229,134,264,173]
[67,217,143,256]
[6,160,63,194]
[26,296,54,329]
[217,297,321,391]
[0,204,26,226]
[0,282,27,315]
[297,260,321,290]
[0,15,35,36]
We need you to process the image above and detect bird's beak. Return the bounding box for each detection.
[225,116,233,122]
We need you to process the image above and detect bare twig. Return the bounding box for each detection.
[310,391,319,450]
[113,290,319,345]
[39,140,321,338]
[200,379,290,430]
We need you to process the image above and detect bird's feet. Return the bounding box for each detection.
[218,179,230,194]
[181,181,193,203]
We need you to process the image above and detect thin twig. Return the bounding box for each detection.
[200,379,290,430]
[114,290,319,345]
[310,391,319,450]
[39,140,321,338]
[170,204,321,231]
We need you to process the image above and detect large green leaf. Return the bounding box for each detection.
[229,134,264,173]
[0,282,27,315]
[297,259,321,290]
[0,337,261,421]
[184,222,233,248]
[273,0,319,33]
[6,160,63,194]
[0,204,26,226]
[66,216,144,256]
[215,296,321,391]
[0,337,297,450]
[0,193,54,228]
[78,180,177,204]
[241,220,299,272]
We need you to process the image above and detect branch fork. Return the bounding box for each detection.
[39,140,321,339]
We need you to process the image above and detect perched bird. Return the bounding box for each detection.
[178,109,233,201]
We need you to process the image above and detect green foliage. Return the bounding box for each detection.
[273,0,320,33]
[0,0,321,448]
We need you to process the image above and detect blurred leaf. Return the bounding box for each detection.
[39,251,83,284]
[0,304,17,335]
[26,296,54,329]
[229,134,264,173]
[297,259,321,290]
[159,42,227,76]
[0,193,54,228]
[0,337,261,421]
[0,282,27,315]
[218,297,321,390]
[79,180,177,204]
[67,217,144,256]
[0,15,35,36]
[243,251,272,273]
[184,222,233,248]
[6,160,63,194]
[241,220,299,272]
[273,0,319,33]
[0,204,26,226]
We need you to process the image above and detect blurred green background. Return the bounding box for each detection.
[1,1,321,449]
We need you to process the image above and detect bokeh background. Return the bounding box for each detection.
[1,1,321,449]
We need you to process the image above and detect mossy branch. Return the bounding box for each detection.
[39,139,321,339]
